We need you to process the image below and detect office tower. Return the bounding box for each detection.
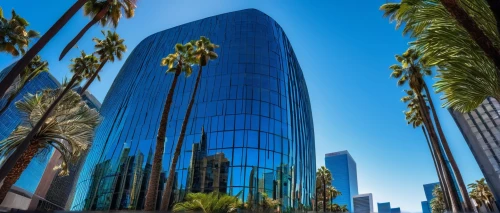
[390,207,401,213]
[71,9,316,210]
[449,98,500,206]
[325,151,358,212]
[353,193,373,213]
[378,202,391,213]
[421,201,431,213]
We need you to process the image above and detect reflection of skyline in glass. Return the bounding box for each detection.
[70,9,316,210]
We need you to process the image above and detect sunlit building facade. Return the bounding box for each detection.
[450,97,500,207]
[71,9,316,211]
[324,151,358,212]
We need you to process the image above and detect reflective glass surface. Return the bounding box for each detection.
[325,151,358,212]
[71,9,316,211]
[0,68,60,194]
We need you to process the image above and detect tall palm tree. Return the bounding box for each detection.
[0,7,40,56]
[0,0,91,100]
[431,185,446,213]
[59,0,136,60]
[390,48,464,212]
[144,42,196,211]
[0,88,100,203]
[381,0,500,113]
[403,90,451,209]
[0,51,99,183]
[469,178,495,212]
[173,192,241,213]
[160,36,219,211]
[0,55,48,114]
[317,166,332,212]
[80,30,126,94]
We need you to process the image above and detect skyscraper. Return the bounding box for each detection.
[449,97,500,207]
[324,151,358,212]
[421,201,431,213]
[71,9,316,210]
[420,182,439,213]
[377,202,391,213]
[353,193,373,213]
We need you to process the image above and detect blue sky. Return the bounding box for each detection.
[0,0,484,212]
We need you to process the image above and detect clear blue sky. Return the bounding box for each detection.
[0,0,484,212]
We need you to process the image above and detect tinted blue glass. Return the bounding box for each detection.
[378,202,391,213]
[71,9,315,211]
[325,151,359,212]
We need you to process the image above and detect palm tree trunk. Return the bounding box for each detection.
[439,0,500,73]
[416,92,461,212]
[423,83,473,212]
[80,60,107,95]
[485,0,500,38]
[0,74,79,184]
[0,63,47,115]
[323,177,326,212]
[144,65,182,211]
[422,126,451,210]
[0,0,88,99]
[0,142,38,203]
[160,66,203,211]
[59,3,110,61]
[315,187,318,212]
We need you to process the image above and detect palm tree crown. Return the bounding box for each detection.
[389,48,431,92]
[83,0,136,28]
[0,89,100,174]
[94,30,126,63]
[161,42,197,76]
[70,50,100,83]
[173,192,241,213]
[0,7,40,56]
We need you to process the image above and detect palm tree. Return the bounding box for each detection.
[317,166,332,212]
[0,88,100,203]
[0,55,48,114]
[327,185,341,211]
[173,192,240,213]
[469,178,495,212]
[59,0,136,60]
[431,185,446,213]
[402,90,451,209]
[0,0,91,100]
[160,36,219,211]
[0,51,99,183]
[381,0,500,113]
[79,30,126,94]
[143,42,196,211]
[389,48,465,212]
[0,7,40,56]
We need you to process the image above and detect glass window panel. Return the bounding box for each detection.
[245,100,252,114]
[253,88,260,100]
[247,149,258,166]
[274,152,281,168]
[217,101,224,115]
[275,136,282,153]
[226,100,236,114]
[247,130,259,148]
[235,100,243,114]
[225,115,235,130]
[259,150,267,168]
[274,120,281,135]
[209,133,217,149]
[252,101,260,115]
[261,102,270,117]
[217,132,224,149]
[245,114,252,129]
[235,114,245,130]
[233,148,243,166]
[218,116,225,131]
[250,115,259,131]
[261,117,270,132]
[223,131,234,148]
[211,116,218,132]
[234,130,244,147]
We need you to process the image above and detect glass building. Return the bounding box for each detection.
[0,66,60,194]
[390,207,401,213]
[421,201,431,213]
[352,193,373,213]
[324,150,358,212]
[70,9,316,211]
[450,97,500,207]
[377,202,391,213]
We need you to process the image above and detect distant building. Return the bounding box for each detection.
[377,202,391,213]
[353,193,373,213]
[421,201,431,213]
[390,207,401,213]
[449,98,500,207]
[325,151,358,212]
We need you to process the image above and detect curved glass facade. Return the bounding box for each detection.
[71,9,315,211]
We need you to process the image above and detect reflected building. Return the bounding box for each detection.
[71,9,316,211]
